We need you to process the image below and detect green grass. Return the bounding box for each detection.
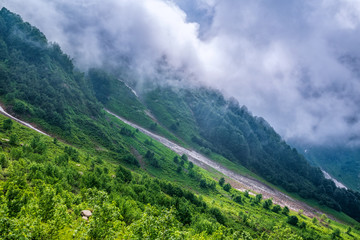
[1,113,359,239]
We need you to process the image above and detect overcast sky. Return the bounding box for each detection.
[3,0,360,146]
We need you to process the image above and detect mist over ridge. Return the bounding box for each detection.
[3,0,360,146]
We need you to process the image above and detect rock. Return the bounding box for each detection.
[76,164,81,167]
[82,216,88,221]
[81,210,92,218]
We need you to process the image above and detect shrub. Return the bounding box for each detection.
[181,154,188,161]
[10,148,22,160]
[233,195,242,204]
[219,177,225,187]
[9,133,19,145]
[254,194,262,204]
[287,215,298,226]
[209,207,226,225]
[244,190,250,198]
[188,161,193,169]
[200,179,207,189]
[121,154,140,167]
[144,139,153,145]
[282,206,290,216]
[299,221,306,229]
[262,199,273,210]
[272,205,282,213]
[0,154,8,168]
[3,119,13,130]
[120,127,134,137]
[331,228,341,239]
[223,183,231,192]
[116,165,132,183]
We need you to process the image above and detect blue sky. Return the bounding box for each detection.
[3,0,360,146]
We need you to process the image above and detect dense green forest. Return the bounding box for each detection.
[143,87,360,218]
[102,81,360,222]
[0,7,360,239]
[296,144,360,192]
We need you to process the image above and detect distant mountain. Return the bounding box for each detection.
[294,143,360,192]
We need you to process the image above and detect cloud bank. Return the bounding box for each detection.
[3,0,360,146]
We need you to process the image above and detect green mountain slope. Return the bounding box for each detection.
[0,8,119,150]
[0,7,360,239]
[1,107,359,239]
[105,83,360,222]
[85,48,360,222]
[297,144,360,192]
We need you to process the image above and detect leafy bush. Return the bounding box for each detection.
[262,199,273,210]
[9,133,18,145]
[209,207,226,225]
[2,118,12,130]
[0,153,8,168]
[299,221,306,229]
[287,215,299,226]
[282,206,290,216]
[116,165,132,183]
[219,177,225,187]
[120,154,140,167]
[181,154,188,161]
[233,195,242,204]
[272,205,282,213]
[223,183,231,192]
[200,179,207,189]
[255,194,262,204]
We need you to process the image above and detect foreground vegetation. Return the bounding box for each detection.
[1,116,360,239]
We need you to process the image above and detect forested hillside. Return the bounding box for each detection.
[102,82,360,222]
[0,8,117,149]
[1,109,359,239]
[0,7,360,239]
[297,144,360,192]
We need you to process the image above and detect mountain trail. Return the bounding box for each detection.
[0,105,50,137]
[106,109,327,219]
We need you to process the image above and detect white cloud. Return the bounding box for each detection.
[3,0,360,146]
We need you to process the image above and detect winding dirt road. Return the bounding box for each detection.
[106,109,326,218]
[0,106,49,136]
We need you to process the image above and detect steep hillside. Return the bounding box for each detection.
[297,144,360,192]
[0,7,360,239]
[0,8,118,150]
[1,107,360,239]
[103,82,360,222]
